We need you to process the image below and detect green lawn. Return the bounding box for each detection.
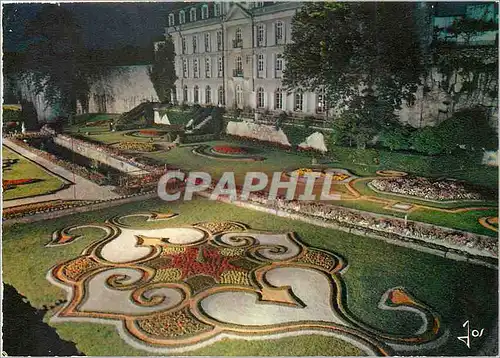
[2,146,67,201]
[2,198,497,356]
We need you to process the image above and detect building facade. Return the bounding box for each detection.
[165,1,328,117]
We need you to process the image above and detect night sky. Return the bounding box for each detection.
[2,2,182,52]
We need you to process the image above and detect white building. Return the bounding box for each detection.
[165,1,328,118]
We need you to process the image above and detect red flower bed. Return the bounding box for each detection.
[139,129,162,136]
[212,145,247,155]
[3,178,37,189]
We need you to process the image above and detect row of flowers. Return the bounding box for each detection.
[3,178,39,190]
[139,129,163,136]
[115,141,157,152]
[204,183,497,257]
[292,168,350,181]
[85,120,110,127]
[370,177,488,201]
[3,200,96,220]
[212,145,247,155]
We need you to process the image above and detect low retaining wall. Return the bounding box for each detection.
[54,135,148,175]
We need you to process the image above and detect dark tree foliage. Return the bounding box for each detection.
[22,5,89,117]
[148,36,177,103]
[283,2,424,147]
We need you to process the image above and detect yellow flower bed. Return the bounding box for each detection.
[294,168,350,181]
[115,141,156,152]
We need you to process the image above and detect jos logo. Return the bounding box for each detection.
[457,320,485,348]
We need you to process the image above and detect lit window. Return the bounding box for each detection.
[204,33,211,52]
[205,86,211,104]
[316,89,327,113]
[168,14,175,27]
[179,11,186,24]
[275,88,283,110]
[257,87,265,108]
[190,8,197,22]
[201,5,209,20]
[193,85,199,103]
[294,91,303,112]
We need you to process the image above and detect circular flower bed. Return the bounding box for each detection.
[126,130,168,138]
[369,177,488,201]
[114,141,157,152]
[212,145,247,155]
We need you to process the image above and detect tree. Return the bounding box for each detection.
[148,36,177,103]
[22,5,89,118]
[283,3,424,147]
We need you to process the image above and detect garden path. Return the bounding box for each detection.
[3,138,120,208]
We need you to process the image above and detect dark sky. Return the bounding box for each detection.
[2,2,180,52]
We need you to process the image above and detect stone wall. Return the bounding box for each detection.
[226,121,291,146]
[79,65,158,114]
[53,135,148,175]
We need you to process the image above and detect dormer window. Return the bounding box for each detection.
[179,11,186,24]
[214,2,221,17]
[201,5,209,20]
[190,8,197,22]
[168,13,175,27]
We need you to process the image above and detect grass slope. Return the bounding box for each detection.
[2,198,497,356]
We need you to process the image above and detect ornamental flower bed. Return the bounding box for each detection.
[212,145,247,155]
[115,141,156,152]
[240,190,497,257]
[2,178,39,190]
[85,120,109,127]
[370,177,487,201]
[3,200,96,220]
[139,129,162,137]
[292,168,350,181]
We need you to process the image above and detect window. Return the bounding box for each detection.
[192,36,198,53]
[204,33,211,52]
[257,54,264,72]
[218,57,223,77]
[274,88,283,110]
[181,37,186,54]
[234,56,243,76]
[190,8,197,22]
[201,5,209,20]
[214,2,221,17]
[275,21,283,42]
[171,86,177,104]
[316,89,326,113]
[257,24,265,46]
[217,30,223,50]
[205,57,211,78]
[294,91,303,112]
[193,58,199,77]
[183,85,188,102]
[205,86,211,104]
[183,59,188,78]
[275,54,283,71]
[256,1,265,7]
[168,13,175,27]
[193,85,199,104]
[236,85,243,106]
[179,11,186,24]
[234,28,243,48]
[218,86,225,105]
[257,87,265,108]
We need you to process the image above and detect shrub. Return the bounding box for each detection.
[327,144,379,166]
[2,109,22,123]
[281,125,315,147]
[380,125,414,151]
[411,127,444,155]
